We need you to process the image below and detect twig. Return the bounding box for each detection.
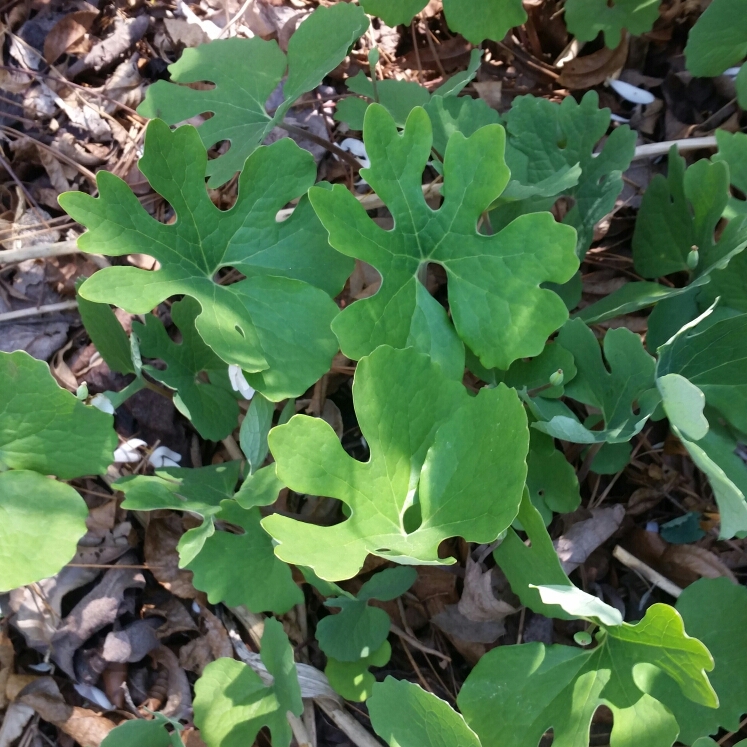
[612,546,683,598]
[281,122,362,171]
[0,300,78,322]
[315,699,383,747]
[390,623,451,662]
[218,0,254,38]
[631,136,717,160]
[221,434,244,461]
[287,712,312,747]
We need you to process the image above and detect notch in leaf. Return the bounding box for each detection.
[138,3,369,186]
[263,345,529,581]
[60,121,349,401]
[309,104,579,375]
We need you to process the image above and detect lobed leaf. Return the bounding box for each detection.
[138,4,369,186]
[458,604,716,747]
[264,345,529,581]
[533,319,658,444]
[193,618,302,747]
[60,121,346,400]
[310,104,578,373]
[134,298,239,441]
[325,641,391,702]
[564,0,661,47]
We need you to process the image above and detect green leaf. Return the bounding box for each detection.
[134,298,238,441]
[575,278,710,325]
[672,416,747,539]
[713,129,747,209]
[101,714,183,747]
[325,641,391,702]
[310,104,578,372]
[369,677,481,747]
[359,0,426,26]
[316,566,416,661]
[440,0,526,44]
[0,470,88,591]
[60,121,345,401]
[193,617,302,747]
[657,311,747,433]
[685,0,747,76]
[239,393,274,474]
[526,429,580,524]
[588,440,632,474]
[533,319,658,444]
[500,341,577,399]
[186,499,302,614]
[0,350,116,477]
[564,0,661,47]
[458,604,717,747]
[632,147,747,279]
[76,293,134,375]
[531,584,623,626]
[116,463,299,611]
[138,4,369,186]
[649,578,747,743]
[264,345,529,581]
[494,491,575,619]
[502,91,636,258]
[660,512,706,544]
[424,95,502,159]
[657,373,709,441]
[116,461,242,518]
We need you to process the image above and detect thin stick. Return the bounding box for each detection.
[281,122,362,171]
[631,136,717,160]
[0,300,78,322]
[315,699,382,747]
[218,0,254,38]
[612,545,683,598]
[287,712,312,747]
[390,623,451,662]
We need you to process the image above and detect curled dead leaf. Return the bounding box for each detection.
[44,11,98,64]
[558,34,629,89]
[555,504,625,574]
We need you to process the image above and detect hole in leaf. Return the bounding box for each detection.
[234,325,245,339]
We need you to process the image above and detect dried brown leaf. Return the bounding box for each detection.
[555,504,625,573]
[44,11,98,64]
[558,35,629,89]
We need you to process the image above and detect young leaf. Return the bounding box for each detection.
[134,298,239,441]
[632,147,747,279]
[325,641,391,702]
[685,0,747,77]
[310,104,578,372]
[671,414,747,539]
[193,617,302,747]
[502,91,636,257]
[316,566,416,661]
[657,373,709,442]
[650,578,747,743]
[369,677,481,747]
[117,464,301,612]
[493,491,576,619]
[239,393,274,473]
[137,4,369,186]
[0,350,116,477]
[458,605,717,747]
[0,470,88,591]
[186,499,303,614]
[657,311,747,433]
[531,584,623,627]
[101,713,183,747]
[526,430,581,524]
[76,293,134,375]
[264,345,529,581]
[60,122,345,400]
[564,0,661,47]
[533,319,658,444]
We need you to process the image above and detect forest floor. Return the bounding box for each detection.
[0,0,745,745]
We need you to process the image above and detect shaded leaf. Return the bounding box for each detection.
[239,393,274,474]
[685,0,747,76]
[134,298,238,441]
[138,4,369,186]
[565,0,661,47]
[533,319,658,444]
[76,293,134,375]
[60,122,346,400]
[502,91,636,257]
[0,350,116,478]
[264,345,529,581]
